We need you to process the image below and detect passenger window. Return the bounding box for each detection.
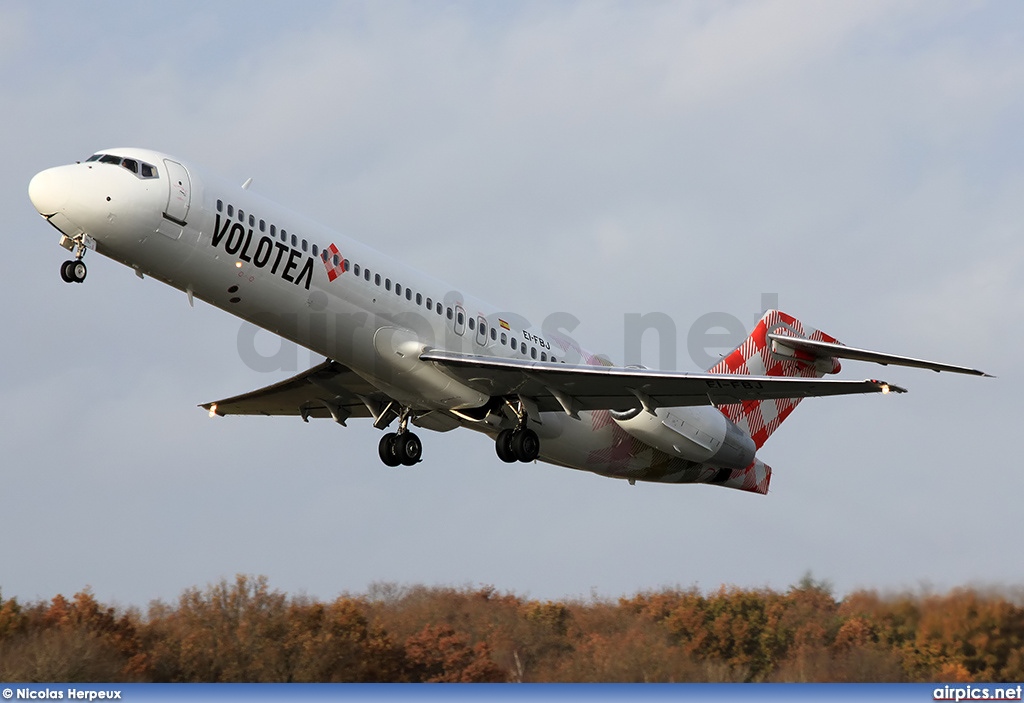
[217,200,223,212]
[385,279,391,291]
[446,308,453,320]
[312,244,319,257]
[521,343,527,354]
[259,219,266,232]
[353,263,360,276]
[511,337,517,348]
[501,333,507,345]
[426,297,432,309]
[490,328,497,341]
[406,289,413,301]
[301,239,308,252]
[291,234,297,247]
[281,229,287,242]
[468,317,475,331]
[416,293,422,305]
[333,255,340,267]
[552,356,558,363]
[364,269,370,281]
[436,303,442,315]
[374,274,381,285]
[249,215,255,227]
[238,209,244,221]
[541,352,547,361]
[531,347,537,359]
[270,224,276,236]
[227,204,234,217]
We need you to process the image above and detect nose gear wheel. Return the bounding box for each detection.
[60,259,87,283]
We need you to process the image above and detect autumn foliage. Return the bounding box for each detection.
[2,575,1023,682]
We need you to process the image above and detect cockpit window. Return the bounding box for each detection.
[88,153,159,179]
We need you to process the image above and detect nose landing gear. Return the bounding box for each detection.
[58,234,90,284]
[60,258,87,283]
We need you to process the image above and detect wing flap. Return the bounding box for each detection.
[420,349,902,415]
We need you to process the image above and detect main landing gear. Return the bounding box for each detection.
[59,235,89,283]
[378,407,422,467]
[494,399,540,463]
[495,427,540,463]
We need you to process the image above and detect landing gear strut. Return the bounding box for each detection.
[495,399,540,463]
[377,407,422,467]
[59,235,89,284]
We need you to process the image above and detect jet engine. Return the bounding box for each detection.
[609,405,756,469]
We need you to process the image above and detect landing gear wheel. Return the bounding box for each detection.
[61,259,87,283]
[495,428,517,463]
[395,432,422,466]
[378,432,401,467]
[511,428,540,462]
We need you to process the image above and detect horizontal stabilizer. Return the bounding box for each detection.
[768,333,992,377]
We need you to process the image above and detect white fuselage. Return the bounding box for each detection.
[29,148,755,486]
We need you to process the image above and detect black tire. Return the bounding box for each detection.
[71,260,87,283]
[396,432,422,466]
[512,428,540,463]
[60,260,74,283]
[495,428,517,463]
[378,433,401,467]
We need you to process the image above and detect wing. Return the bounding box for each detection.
[200,359,379,425]
[419,350,902,417]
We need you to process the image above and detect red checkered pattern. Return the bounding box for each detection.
[708,310,842,449]
[321,243,347,282]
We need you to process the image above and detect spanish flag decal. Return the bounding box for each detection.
[499,319,511,331]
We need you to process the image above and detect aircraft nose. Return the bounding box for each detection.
[28,166,74,216]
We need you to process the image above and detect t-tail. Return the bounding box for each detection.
[709,309,990,450]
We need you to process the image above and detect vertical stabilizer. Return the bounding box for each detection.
[708,310,842,448]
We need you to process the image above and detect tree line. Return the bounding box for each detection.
[1,575,1022,682]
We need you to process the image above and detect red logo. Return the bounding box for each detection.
[321,243,347,281]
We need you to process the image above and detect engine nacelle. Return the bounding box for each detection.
[610,405,756,469]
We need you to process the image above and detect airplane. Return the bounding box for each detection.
[27,148,990,495]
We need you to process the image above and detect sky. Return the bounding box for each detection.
[1,1,1022,610]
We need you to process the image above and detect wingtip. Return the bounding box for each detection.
[872,380,907,394]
